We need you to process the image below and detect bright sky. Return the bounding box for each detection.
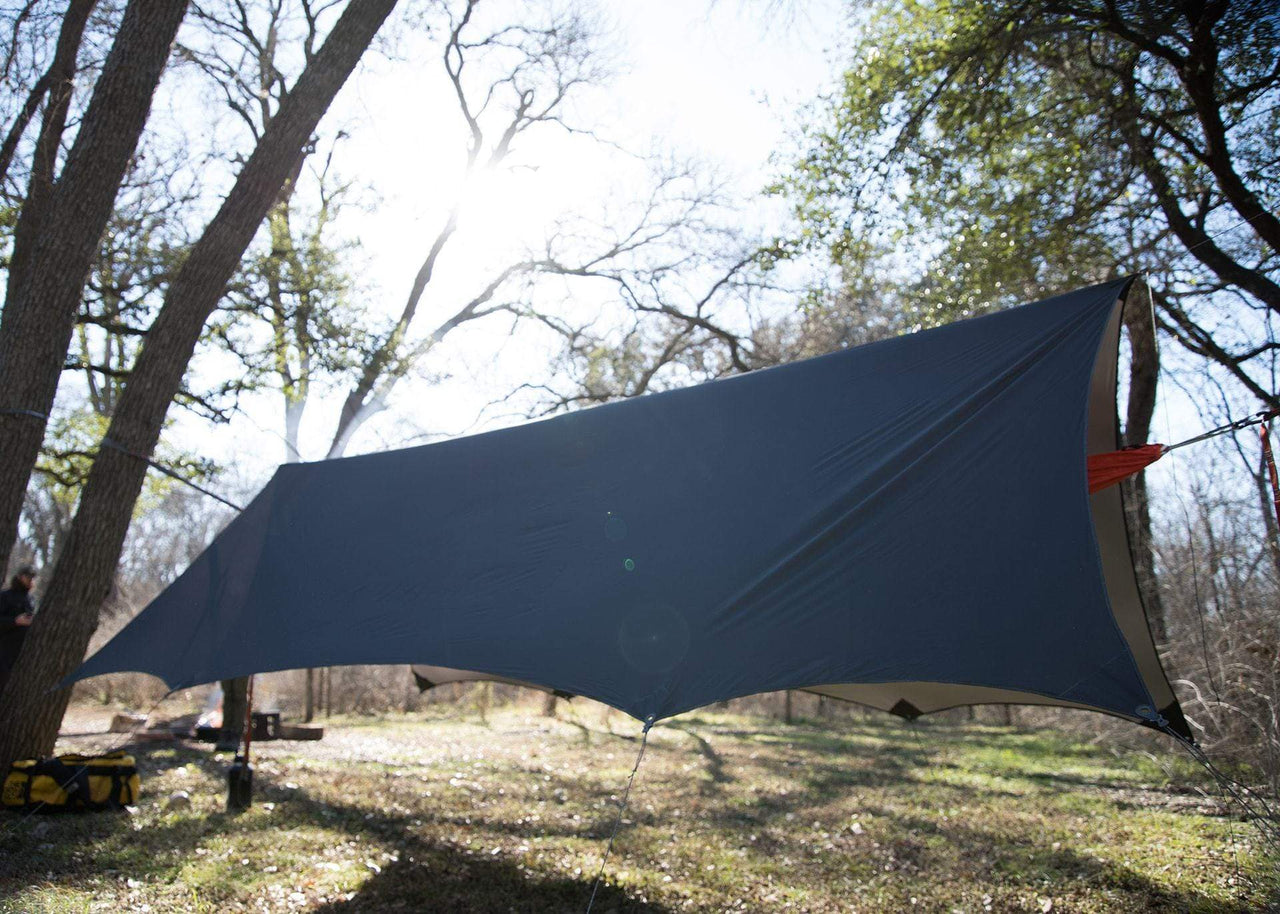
[168,0,1224,512]
[189,0,846,489]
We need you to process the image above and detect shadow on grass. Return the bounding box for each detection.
[640,718,1259,911]
[248,751,675,912]
[1019,769,1202,796]
[311,844,670,914]
[875,810,1261,913]
[0,739,669,913]
[670,716,1177,811]
[661,722,731,791]
[5,719,1257,913]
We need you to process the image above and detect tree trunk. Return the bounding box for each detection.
[784,690,793,725]
[1121,291,1166,643]
[542,691,557,717]
[0,0,187,580]
[285,397,307,461]
[0,0,400,770]
[218,677,248,751]
[305,667,315,723]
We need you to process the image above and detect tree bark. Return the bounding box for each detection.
[1120,290,1166,643]
[0,0,186,581]
[0,0,399,769]
[3,0,96,299]
[218,676,248,751]
[0,74,51,191]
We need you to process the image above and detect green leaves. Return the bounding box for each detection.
[773,0,1279,347]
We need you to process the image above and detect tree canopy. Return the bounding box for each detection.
[775,0,1279,407]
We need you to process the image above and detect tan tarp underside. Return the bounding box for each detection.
[1085,290,1177,718]
[411,664,556,694]
[413,286,1178,725]
[799,681,1100,715]
[415,666,1100,715]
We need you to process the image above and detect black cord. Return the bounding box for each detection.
[98,438,244,512]
[1163,725,1280,854]
[0,408,49,421]
[585,718,652,914]
[0,408,244,512]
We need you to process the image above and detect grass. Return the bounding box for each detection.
[0,704,1275,912]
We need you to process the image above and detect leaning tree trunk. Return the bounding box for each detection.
[0,0,188,580]
[0,0,400,769]
[1120,292,1166,643]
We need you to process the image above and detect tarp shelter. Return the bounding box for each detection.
[69,278,1190,738]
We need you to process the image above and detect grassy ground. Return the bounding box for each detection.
[0,704,1275,913]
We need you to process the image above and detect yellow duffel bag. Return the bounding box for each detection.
[2,752,140,812]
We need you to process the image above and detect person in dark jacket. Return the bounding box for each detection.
[0,565,36,698]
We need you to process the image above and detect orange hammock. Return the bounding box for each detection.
[1087,444,1166,493]
[1088,409,1280,494]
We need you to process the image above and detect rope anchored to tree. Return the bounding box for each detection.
[98,438,245,512]
[0,407,50,421]
[1,407,244,511]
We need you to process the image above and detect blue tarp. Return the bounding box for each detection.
[70,279,1187,735]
